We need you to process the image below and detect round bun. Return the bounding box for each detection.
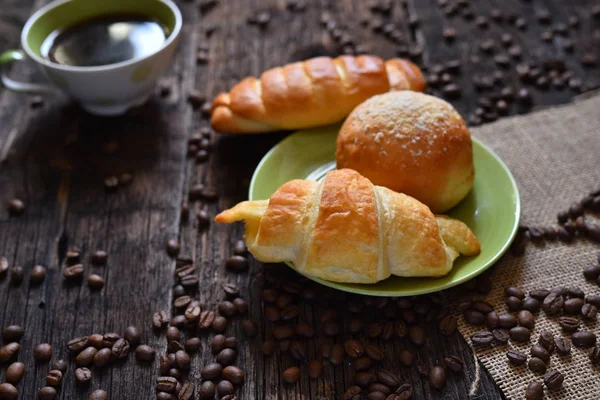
[336,91,474,213]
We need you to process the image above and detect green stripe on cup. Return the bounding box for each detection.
[26,0,176,57]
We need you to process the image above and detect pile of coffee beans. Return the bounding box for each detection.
[61,247,107,290]
[461,279,599,398]
[511,187,600,256]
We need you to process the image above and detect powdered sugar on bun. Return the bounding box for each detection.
[336,91,474,213]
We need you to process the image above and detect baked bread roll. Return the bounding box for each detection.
[215,169,480,284]
[211,55,425,134]
[336,91,474,213]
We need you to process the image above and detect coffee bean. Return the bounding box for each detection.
[26,265,47,285]
[584,265,600,280]
[541,369,564,391]
[491,329,509,345]
[37,386,57,399]
[151,311,169,329]
[201,363,223,381]
[93,348,112,367]
[440,356,463,375]
[517,310,535,329]
[354,356,373,371]
[223,366,244,385]
[173,350,190,371]
[482,311,499,330]
[369,383,391,396]
[377,369,399,389]
[517,88,533,105]
[217,380,234,397]
[134,345,155,362]
[506,348,527,365]
[50,359,67,374]
[464,309,485,326]
[226,256,248,272]
[510,326,531,343]
[587,295,600,308]
[120,326,140,348]
[216,348,237,366]
[528,357,547,374]
[0,383,17,400]
[0,342,20,363]
[472,331,493,346]
[45,369,63,387]
[344,339,364,358]
[7,265,23,285]
[551,336,570,356]
[438,314,457,335]
[537,331,554,354]
[293,322,314,338]
[590,346,600,364]
[505,296,522,311]
[1,325,22,343]
[530,344,550,363]
[273,325,293,340]
[343,386,362,400]
[400,322,421,345]
[442,83,461,98]
[525,381,544,400]
[218,301,236,317]
[198,311,216,330]
[330,344,345,365]
[6,362,24,384]
[542,292,564,314]
[87,274,105,290]
[156,392,174,400]
[239,319,257,338]
[75,367,92,384]
[282,366,300,384]
[89,389,108,400]
[7,198,26,216]
[564,298,584,315]
[198,381,216,400]
[76,346,98,366]
[305,359,323,379]
[166,239,180,257]
[428,366,447,389]
[156,376,178,393]
[522,297,541,313]
[558,316,579,332]
[498,313,517,329]
[355,371,376,387]
[33,343,53,363]
[581,53,597,67]
[581,303,597,320]
[572,331,596,348]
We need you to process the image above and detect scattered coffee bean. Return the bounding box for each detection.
[175,350,191,370]
[553,336,571,355]
[156,376,178,393]
[217,380,234,398]
[510,326,531,343]
[45,369,63,387]
[428,366,447,389]
[199,381,216,400]
[102,333,120,348]
[581,303,597,320]
[572,331,596,348]
[507,348,527,365]
[89,389,108,400]
[0,383,18,400]
[201,363,223,381]
[216,348,237,366]
[528,357,547,374]
[29,265,47,284]
[6,362,25,384]
[135,345,155,362]
[87,274,105,290]
[9,266,23,285]
[37,386,57,400]
[93,348,112,367]
[444,356,464,373]
[75,367,92,384]
[153,311,169,329]
[558,316,580,332]
[564,297,584,314]
[517,310,535,329]
[283,366,301,384]
[223,366,244,385]
[409,326,426,346]
[492,329,510,345]
[439,314,457,335]
[498,313,518,329]
[530,344,550,363]
[184,337,201,353]
[525,381,544,400]
[0,342,20,363]
[76,347,98,366]
[506,296,522,311]
[226,256,248,272]
[8,199,25,216]
[273,325,293,340]
[34,343,53,363]
[542,292,564,314]
[123,326,141,347]
[464,309,486,326]
[472,331,494,346]
[2,325,24,342]
[540,371,561,394]
[522,297,541,313]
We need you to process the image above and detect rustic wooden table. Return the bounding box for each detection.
[1,0,599,399]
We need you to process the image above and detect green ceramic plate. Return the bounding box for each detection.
[249,124,520,296]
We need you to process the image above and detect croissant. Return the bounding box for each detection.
[215,169,480,284]
[210,55,425,134]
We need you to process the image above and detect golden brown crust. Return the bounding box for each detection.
[210,56,426,134]
[336,91,474,213]
[214,169,480,284]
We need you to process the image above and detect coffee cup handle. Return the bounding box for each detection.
[0,50,57,94]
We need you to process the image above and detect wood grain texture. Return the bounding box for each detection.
[1,0,599,398]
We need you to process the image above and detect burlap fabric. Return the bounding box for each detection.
[458,92,600,399]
